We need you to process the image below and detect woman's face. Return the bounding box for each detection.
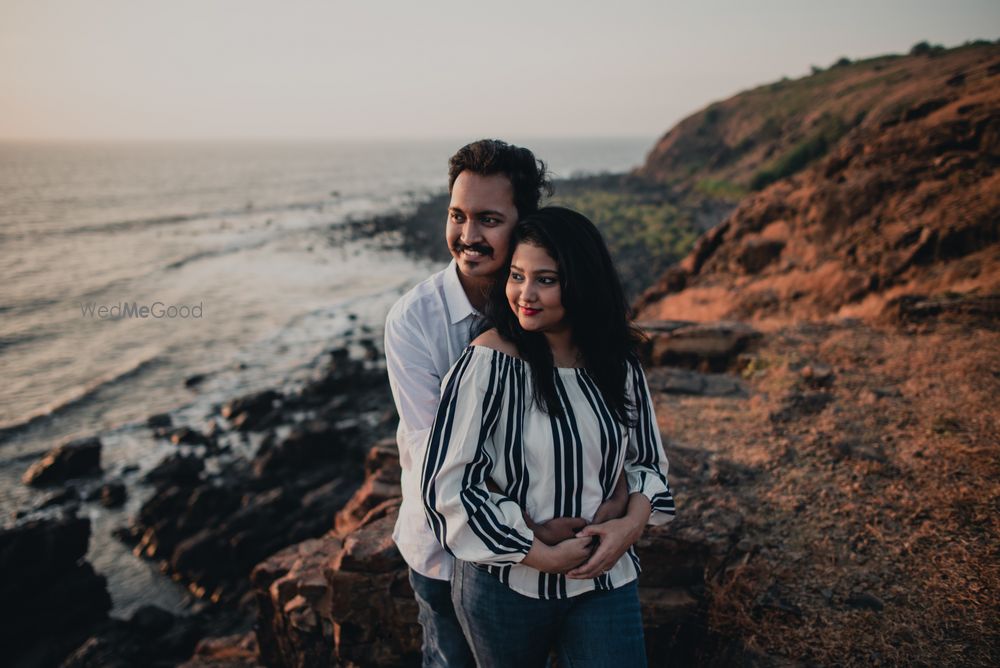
[505,242,567,334]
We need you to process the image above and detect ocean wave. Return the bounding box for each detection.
[0,351,163,443]
[10,198,338,241]
[0,297,61,318]
[163,238,270,271]
[0,328,49,353]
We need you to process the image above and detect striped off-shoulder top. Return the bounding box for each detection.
[421,344,675,600]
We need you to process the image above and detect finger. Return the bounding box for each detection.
[568,539,619,578]
[566,551,610,579]
[575,525,605,538]
[560,550,594,574]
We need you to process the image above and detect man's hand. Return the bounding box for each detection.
[591,473,629,525]
[566,493,651,580]
[521,536,593,574]
[526,515,589,546]
[488,479,589,546]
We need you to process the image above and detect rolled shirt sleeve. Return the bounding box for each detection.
[624,358,677,526]
[421,347,535,564]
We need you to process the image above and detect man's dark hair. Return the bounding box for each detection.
[481,206,645,426]
[448,139,553,217]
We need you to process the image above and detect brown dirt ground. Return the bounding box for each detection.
[655,318,1000,666]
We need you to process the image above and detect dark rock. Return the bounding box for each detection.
[231,409,282,432]
[185,373,206,388]
[61,604,254,668]
[169,426,212,446]
[22,436,102,486]
[638,320,762,372]
[221,390,282,430]
[144,453,204,485]
[888,293,1000,327]
[147,413,173,428]
[180,631,262,667]
[646,367,749,397]
[38,485,81,509]
[0,512,111,662]
[252,420,345,479]
[128,604,176,632]
[99,481,127,507]
[334,512,405,573]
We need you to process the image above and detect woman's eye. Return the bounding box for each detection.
[540,277,556,285]
[509,272,523,281]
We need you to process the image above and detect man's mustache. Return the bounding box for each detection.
[453,242,494,257]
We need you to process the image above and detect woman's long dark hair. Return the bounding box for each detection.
[481,206,645,427]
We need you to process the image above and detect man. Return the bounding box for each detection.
[384,140,627,666]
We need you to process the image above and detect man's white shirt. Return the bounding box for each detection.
[384,260,482,581]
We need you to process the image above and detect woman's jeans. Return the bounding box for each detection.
[451,560,647,668]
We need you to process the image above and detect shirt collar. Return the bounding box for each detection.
[443,259,481,325]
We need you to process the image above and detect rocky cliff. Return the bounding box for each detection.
[622,40,999,666]
[634,42,1000,323]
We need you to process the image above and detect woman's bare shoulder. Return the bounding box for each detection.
[469,329,521,359]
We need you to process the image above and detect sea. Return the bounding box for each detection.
[0,137,652,617]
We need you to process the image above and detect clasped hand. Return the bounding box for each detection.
[511,476,646,578]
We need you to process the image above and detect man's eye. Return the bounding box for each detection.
[450,212,464,222]
[481,217,499,226]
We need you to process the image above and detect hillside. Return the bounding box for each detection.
[550,42,999,304]
[634,40,1000,323]
[624,40,1000,666]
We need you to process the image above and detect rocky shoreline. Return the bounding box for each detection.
[5,303,768,666]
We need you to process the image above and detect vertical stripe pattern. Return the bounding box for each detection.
[421,345,675,600]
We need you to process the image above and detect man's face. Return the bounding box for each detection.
[446,171,518,283]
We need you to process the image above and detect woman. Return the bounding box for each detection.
[421,207,675,667]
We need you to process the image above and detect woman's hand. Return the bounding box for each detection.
[565,493,651,579]
[521,536,593,574]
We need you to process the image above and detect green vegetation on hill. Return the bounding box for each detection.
[750,112,859,190]
[550,177,702,301]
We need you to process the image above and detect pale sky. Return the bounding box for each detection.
[1,0,996,141]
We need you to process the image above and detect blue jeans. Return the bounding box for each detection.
[409,569,476,668]
[451,561,647,668]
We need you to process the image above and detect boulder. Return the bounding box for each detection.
[638,320,762,371]
[0,511,111,663]
[22,436,102,486]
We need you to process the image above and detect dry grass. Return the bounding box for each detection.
[655,319,1000,666]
